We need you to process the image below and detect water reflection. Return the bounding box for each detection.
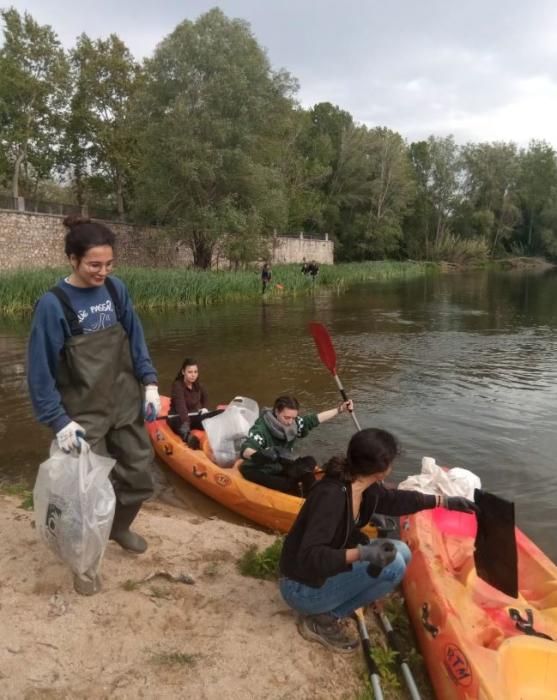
[1,270,556,561]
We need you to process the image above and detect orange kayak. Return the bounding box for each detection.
[401,507,557,700]
[146,397,305,532]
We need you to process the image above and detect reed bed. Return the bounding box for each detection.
[0,261,431,315]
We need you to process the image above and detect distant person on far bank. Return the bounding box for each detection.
[27,215,160,596]
[308,260,320,280]
[261,262,272,293]
[301,258,309,275]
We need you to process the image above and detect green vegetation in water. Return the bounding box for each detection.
[237,537,283,580]
[0,482,34,510]
[0,261,433,315]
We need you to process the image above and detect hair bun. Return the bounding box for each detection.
[63,214,91,229]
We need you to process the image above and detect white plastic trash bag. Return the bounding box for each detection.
[397,456,481,500]
[203,396,259,467]
[33,441,116,575]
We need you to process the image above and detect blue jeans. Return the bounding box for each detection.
[279,540,411,619]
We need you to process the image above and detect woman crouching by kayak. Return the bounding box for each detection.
[279,428,477,653]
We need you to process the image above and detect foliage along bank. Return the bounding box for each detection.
[0,262,431,315]
[2,8,557,267]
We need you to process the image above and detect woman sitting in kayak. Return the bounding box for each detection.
[168,358,222,449]
[240,394,353,496]
[279,428,477,653]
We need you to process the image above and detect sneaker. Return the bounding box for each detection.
[297,613,359,654]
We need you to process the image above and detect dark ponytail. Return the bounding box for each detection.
[323,454,349,478]
[63,215,116,260]
[324,428,400,480]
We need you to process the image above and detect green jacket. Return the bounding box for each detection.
[240,412,320,475]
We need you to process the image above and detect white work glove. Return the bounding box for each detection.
[144,384,161,422]
[56,421,86,454]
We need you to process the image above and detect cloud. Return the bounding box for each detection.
[6,0,557,146]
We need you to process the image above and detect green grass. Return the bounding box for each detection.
[355,596,435,700]
[237,538,283,580]
[0,261,432,315]
[0,482,34,510]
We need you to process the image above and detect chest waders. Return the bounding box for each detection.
[51,283,154,559]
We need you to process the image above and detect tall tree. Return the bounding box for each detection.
[133,8,296,267]
[517,140,557,253]
[65,33,141,216]
[0,8,68,199]
[328,126,414,259]
[404,140,434,258]
[460,142,520,254]
[404,136,461,259]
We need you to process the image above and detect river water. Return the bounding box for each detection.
[1,269,556,562]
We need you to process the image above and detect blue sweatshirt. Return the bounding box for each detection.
[27,276,157,434]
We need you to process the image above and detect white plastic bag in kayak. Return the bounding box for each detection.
[203,396,259,467]
[33,441,116,575]
[397,456,481,500]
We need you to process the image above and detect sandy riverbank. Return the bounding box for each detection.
[0,493,372,700]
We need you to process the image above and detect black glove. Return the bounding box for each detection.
[178,423,191,442]
[357,540,397,577]
[186,433,201,450]
[444,496,478,514]
[281,455,317,479]
[276,448,297,466]
[250,447,279,466]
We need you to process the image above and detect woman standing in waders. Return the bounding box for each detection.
[27,215,161,595]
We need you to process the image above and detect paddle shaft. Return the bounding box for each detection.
[374,606,421,700]
[353,609,384,700]
[332,372,361,431]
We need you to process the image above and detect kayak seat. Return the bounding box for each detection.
[497,636,557,700]
[534,590,557,611]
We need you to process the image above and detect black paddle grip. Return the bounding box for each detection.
[385,629,407,662]
[361,637,381,677]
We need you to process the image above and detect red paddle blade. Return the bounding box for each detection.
[309,322,337,375]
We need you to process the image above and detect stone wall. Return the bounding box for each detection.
[271,233,332,264]
[0,210,334,270]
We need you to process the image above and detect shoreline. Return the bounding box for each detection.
[1,257,553,317]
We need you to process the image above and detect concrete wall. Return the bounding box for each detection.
[0,210,334,270]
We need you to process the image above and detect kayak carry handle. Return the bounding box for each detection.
[509,608,553,640]
[421,603,439,638]
[192,465,208,479]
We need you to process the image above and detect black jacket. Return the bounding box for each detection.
[279,475,436,587]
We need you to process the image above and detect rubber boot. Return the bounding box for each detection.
[110,502,148,553]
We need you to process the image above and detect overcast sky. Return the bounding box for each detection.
[7,0,557,146]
